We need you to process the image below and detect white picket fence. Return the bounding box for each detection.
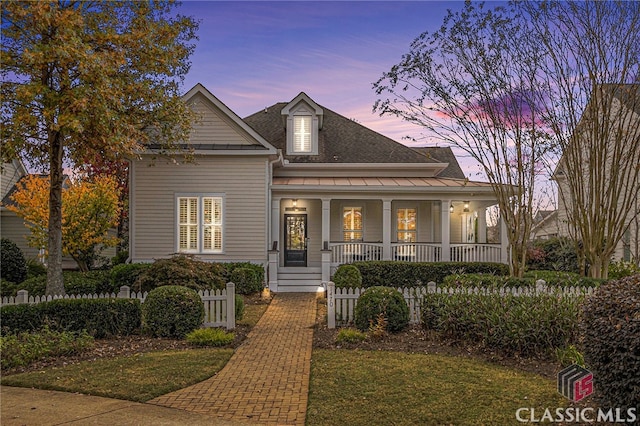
[325,280,594,329]
[1,283,236,330]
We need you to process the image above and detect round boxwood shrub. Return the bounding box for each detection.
[1,238,27,284]
[354,286,409,333]
[580,274,640,410]
[332,264,362,288]
[142,285,204,338]
[231,267,261,295]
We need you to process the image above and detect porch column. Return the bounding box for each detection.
[382,199,392,260]
[271,197,281,249]
[477,207,487,244]
[441,200,451,261]
[321,198,331,282]
[500,215,509,264]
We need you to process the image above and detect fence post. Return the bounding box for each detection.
[535,279,546,293]
[226,282,236,330]
[16,289,28,304]
[118,285,131,299]
[326,281,336,329]
[427,281,437,293]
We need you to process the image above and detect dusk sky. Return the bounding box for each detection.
[178,1,486,177]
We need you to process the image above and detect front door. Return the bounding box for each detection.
[284,214,307,267]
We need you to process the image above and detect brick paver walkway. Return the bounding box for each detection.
[149,293,317,425]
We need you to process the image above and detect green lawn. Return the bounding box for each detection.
[1,349,233,402]
[307,350,567,426]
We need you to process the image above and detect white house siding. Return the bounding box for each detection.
[188,93,260,146]
[131,156,269,263]
[1,161,24,198]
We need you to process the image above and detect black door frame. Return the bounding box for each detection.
[284,214,307,267]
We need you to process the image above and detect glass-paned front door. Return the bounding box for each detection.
[284,214,307,267]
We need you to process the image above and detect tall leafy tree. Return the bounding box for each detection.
[374,2,551,277]
[1,1,198,294]
[8,175,121,273]
[520,1,640,278]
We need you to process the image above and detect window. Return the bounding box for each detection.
[293,116,312,152]
[397,208,416,242]
[178,196,223,253]
[343,207,363,241]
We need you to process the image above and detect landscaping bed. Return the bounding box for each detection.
[312,297,560,380]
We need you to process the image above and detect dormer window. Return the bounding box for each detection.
[282,92,323,156]
[293,115,312,152]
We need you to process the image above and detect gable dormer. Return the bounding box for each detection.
[281,93,323,156]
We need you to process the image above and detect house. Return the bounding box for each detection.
[129,84,507,292]
[0,158,42,260]
[554,84,640,265]
[530,210,558,241]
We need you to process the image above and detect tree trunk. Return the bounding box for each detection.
[46,131,65,296]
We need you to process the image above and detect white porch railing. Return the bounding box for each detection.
[450,244,502,263]
[330,242,383,264]
[329,242,502,265]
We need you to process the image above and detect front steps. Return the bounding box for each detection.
[276,267,323,292]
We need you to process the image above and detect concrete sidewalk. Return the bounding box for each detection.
[1,293,317,425]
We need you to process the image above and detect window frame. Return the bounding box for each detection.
[176,194,225,254]
[396,207,417,242]
[293,115,312,153]
[342,206,363,242]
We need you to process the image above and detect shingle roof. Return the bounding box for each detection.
[411,147,466,179]
[243,102,449,166]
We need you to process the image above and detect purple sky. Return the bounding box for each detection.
[179,1,485,176]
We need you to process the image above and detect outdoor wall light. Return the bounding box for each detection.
[463,201,470,212]
[449,203,454,213]
[292,199,298,208]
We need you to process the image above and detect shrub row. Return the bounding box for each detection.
[351,261,509,288]
[422,292,583,356]
[1,298,141,338]
[1,327,94,370]
[580,274,640,410]
[3,257,266,297]
[441,271,604,289]
[355,286,409,333]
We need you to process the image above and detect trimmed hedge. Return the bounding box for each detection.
[354,286,409,333]
[142,285,204,338]
[580,274,640,410]
[332,264,363,288]
[422,291,583,356]
[351,261,509,288]
[110,263,152,289]
[0,298,141,338]
[441,271,604,289]
[12,271,119,298]
[230,267,261,295]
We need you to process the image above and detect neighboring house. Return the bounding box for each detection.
[555,84,640,265]
[129,84,507,292]
[530,210,558,241]
[0,159,41,260]
[1,162,115,269]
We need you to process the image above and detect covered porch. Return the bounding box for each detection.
[267,191,508,292]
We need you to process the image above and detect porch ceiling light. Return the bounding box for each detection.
[463,201,469,212]
[292,199,298,208]
[449,203,454,213]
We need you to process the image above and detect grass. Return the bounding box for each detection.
[307,350,567,426]
[1,348,233,402]
[237,297,269,327]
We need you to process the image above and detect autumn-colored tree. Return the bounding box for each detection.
[8,175,121,273]
[1,1,198,294]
